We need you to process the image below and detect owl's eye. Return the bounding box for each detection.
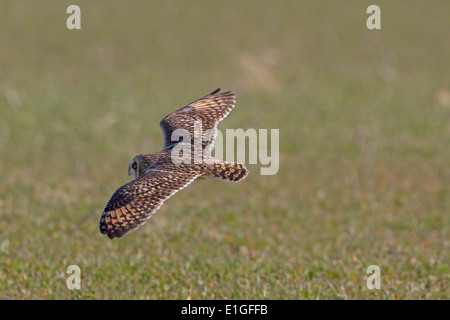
[132,163,138,170]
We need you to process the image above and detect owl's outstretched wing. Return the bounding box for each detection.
[159,88,235,153]
[99,169,201,239]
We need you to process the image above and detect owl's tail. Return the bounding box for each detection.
[203,159,249,183]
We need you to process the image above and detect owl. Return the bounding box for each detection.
[99,89,248,239]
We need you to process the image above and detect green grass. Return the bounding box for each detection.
[0,0,449,299]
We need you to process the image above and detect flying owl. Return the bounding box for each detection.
[99,89,249,239]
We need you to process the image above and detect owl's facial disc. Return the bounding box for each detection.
[128,158,139,179]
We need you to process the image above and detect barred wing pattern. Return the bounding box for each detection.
[159,88,235,153]
[99,169,201,239]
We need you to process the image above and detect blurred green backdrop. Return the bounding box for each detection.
[0,1,448,299]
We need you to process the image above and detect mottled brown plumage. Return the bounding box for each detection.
[160,88,235,153]
[100,89,248,239]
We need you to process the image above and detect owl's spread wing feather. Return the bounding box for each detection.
[159,88,235,153]
[99,169,200,239]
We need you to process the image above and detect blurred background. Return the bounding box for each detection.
[0,1,448,299]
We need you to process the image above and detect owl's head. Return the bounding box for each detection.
[128,154,152,179]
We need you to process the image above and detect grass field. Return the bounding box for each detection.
[0,1,449,299]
